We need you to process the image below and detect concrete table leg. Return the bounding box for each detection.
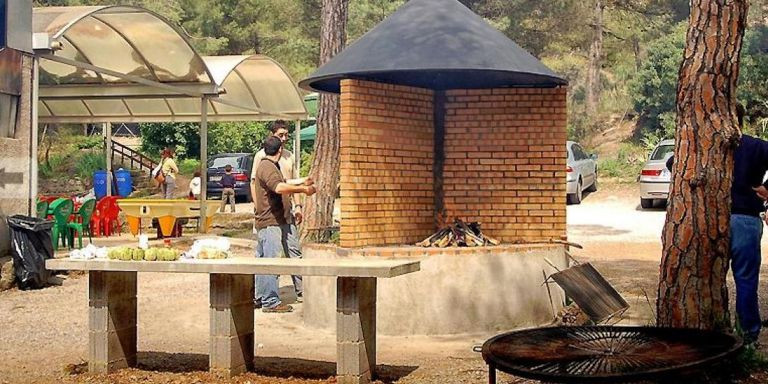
[209,274,254,378]
[88,271,137,373]
[337,277,377,384]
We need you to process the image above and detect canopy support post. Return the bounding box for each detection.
[105,122,112,196]
[294,120,301,178]
[200,96,209,233]
[30,56,39,214]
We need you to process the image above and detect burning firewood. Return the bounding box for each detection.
[416,219,501,247]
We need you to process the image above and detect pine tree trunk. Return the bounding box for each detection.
[585,0,604,118]
[302,0,349,242]
[657,0,748,330]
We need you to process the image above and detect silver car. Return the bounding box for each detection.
[566,141,598,204]
[639,139,674,209]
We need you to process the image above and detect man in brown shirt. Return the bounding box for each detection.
[252,136,315,313]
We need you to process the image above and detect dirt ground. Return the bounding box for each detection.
[2,183,768,384]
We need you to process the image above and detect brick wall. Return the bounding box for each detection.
[339,79,435,248]
[442,88,568,242]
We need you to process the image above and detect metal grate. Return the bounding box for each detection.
[481,326,742,383]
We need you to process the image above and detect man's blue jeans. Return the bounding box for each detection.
[255,224,303,308]
[731,214,763,341]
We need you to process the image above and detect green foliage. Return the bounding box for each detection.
[178,158,201,176]
[76,136,104,150]
[139,122,200,160]
[739,25,768,122]
[75,152,107,183]
[300,150,314,178]
[139,121,273,160]
[629,22,687,133]
[39,154,65,179]
[208,121,272,156]
[597,143,646,181]
[630,22,768,138]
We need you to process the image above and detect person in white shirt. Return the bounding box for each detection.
[251,120,305,303]
[188,170,201,199]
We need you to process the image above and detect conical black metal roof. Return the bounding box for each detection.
[300,0,567,93]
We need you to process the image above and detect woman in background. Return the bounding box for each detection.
[160,148,179,199]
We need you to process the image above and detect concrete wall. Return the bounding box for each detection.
[0,51,34,257]
[339,79,435,248]
[303,244,568,335]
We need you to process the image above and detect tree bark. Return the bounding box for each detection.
[585,0,604,118]
[301,0,349,242]
[657,0,748,330]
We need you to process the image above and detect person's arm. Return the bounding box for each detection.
[169,158,179,174]
[276,183,315,195]
[264,166,315,196]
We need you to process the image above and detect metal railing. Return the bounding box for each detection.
[110,140,157,175]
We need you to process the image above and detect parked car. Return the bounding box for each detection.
[207,153,254,202]
[639,139,674,209]
[566,141,598,204]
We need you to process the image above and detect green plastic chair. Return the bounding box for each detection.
[36,201,49,219]
[49,198,74,250]
[68,199,96,249]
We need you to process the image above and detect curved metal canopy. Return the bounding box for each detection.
[33,6,307,123]
[300,0,567,93]
[202,55,308,122]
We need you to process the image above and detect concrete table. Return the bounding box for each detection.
[116,199,221,236]
[46,257,420,383]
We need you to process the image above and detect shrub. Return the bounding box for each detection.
[178,158,201,176]
[76,136,104,150]
[39,154,66,179]
[75,152,106,183]
[598,143,646,182]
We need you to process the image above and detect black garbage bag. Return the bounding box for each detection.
[7,215,54,290]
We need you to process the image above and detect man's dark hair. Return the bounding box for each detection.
[736,103,746,128]
[269,120,288,133]
[225,164,232,172]
[263,136,282,156]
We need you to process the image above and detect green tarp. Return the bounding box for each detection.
[300,124,316,141]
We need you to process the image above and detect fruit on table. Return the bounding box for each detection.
[106,247,182,261]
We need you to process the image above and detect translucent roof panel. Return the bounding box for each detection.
[203,55,308,121]
[34,6,211,85]
[34,7,307,123]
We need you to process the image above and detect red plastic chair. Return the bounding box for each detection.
[103,196,122,236]
[90,198,110,237]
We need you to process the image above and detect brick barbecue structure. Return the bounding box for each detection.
[299,0,571,342]
[339,80,567,248]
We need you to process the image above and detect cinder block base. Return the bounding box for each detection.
[209,273,255,377]
[337,277,376,384]
[88,271,137,373]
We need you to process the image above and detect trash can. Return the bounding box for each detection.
[114,169,133,198]
[7,215,54,290]
[93,170,108,200]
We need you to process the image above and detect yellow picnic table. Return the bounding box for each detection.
[116,199,220,236]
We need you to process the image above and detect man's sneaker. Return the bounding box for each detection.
[253,299,262,309]
[262,303,293,313]
[295,293,303,303]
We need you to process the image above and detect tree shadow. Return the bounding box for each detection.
[134,352,418,382]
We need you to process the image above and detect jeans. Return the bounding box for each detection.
[731,214,763,341]
[255,224,303,308]
[163,177,175,199]
[221,188,236,213]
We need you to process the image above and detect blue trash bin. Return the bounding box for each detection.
[93,170,107,200]
[114,169,133,198]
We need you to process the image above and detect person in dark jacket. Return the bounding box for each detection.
[220,164,236,213]
[667,105,768,343]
